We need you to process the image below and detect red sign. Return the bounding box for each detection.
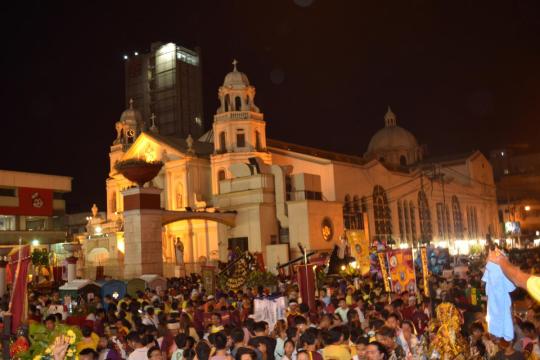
[0,187,53,216]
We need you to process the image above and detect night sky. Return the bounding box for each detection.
[2,1,540,212]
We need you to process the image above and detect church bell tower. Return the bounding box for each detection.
[210,60,271,194]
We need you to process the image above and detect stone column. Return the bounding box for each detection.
[66,256,78,282]
[122,187,163,279]
[63,243,82,283]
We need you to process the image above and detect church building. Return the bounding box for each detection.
[77,62,499,279]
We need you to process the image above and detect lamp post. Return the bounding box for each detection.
[63,242,82,282]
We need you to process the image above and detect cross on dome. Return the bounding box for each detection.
[129,98,134,109]
[232,59,238,72]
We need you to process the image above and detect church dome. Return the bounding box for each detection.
[367,124,418,153]
[223,60,250,88]
[120,99,143,126]
[365,107,421,165]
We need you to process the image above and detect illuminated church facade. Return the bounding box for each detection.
[78,62,499,279]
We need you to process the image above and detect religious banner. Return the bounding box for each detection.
[222,253,250,291]
[377,252,391,292]
[386,249,416,294]
[420,247,430,298]
[347,230,370,275]
[253,296,287,331]
[201,265,216,295]
[9,245,31,333]
[295,264,316,310]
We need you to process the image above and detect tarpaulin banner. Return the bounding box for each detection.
[0,187,53,216]
[420,247,430,298]
[386,249,416,294]
[377,252,390,292]
[347,230,370,275]
[9,245,31,333]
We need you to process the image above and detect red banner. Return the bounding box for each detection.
[0,187,53,216]
[386,249,416,294]
[9,245,31,333]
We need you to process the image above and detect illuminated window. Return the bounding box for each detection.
[467,206,479,239]
[418,190,433,244]
[409,201,417,246]
[404,201,410,242]
[373,185,392,241]
[343,194,363,230]
[398,200,405,242]
[452,195,464,239]
[436,203,451,240]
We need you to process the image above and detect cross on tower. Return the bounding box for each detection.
[149,113,159,133]
[129,98,134,109]
[232,59,238,71]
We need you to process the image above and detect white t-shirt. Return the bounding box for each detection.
[128,347,149,360]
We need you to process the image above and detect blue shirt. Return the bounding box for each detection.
[482,262,515,341]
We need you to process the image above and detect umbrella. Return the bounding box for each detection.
[86,247,110,264]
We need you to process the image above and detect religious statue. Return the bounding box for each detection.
[174,237,184,265]
[91,203,98,218]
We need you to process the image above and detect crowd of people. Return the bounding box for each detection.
[8,248,540,360]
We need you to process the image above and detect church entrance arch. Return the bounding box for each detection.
[161,210,236,276]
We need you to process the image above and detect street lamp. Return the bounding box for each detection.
[525,205,531,212]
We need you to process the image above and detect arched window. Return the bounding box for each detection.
[224,94,230,112]
[404,200,410,242]
[343,195,364,230]
[343,195,352,229]
[467,206,478,239]
[218,170,226,182]
[409,201,417,246]
[110,191,116,213]
[236,129,246,147]
[400,155,407,166]
[373,185,392,241]
[219,131,226,153]
[452,195,464,239]
[398,200,405,242]
[255,131,262,151]
[235,96,242,111]
[418,190,433,244]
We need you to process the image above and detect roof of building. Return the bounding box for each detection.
[267,138,366,165]
[418,151,480,167]
[142,131,214,157]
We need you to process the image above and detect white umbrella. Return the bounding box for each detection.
[86,247,110,264]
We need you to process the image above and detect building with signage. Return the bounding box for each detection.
[77,61,499,279]
[489,147,540,245]
[0,170,72,245]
